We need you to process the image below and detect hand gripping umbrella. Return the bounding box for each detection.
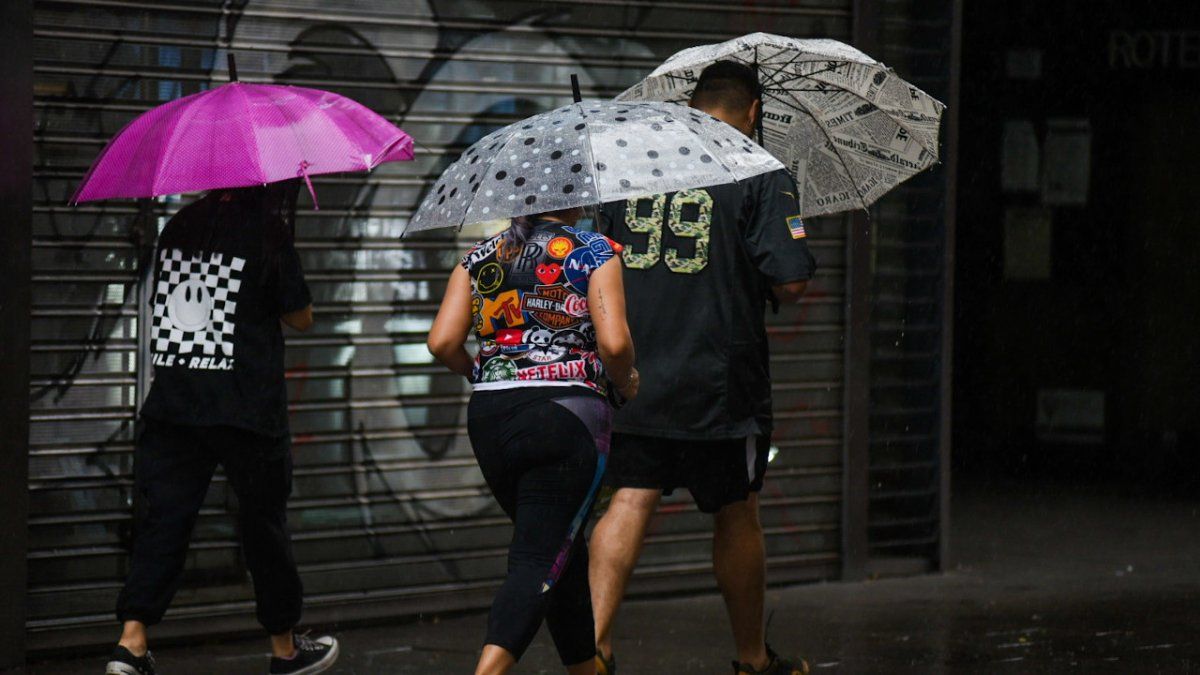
[616,33,946,218]
[406,98,783,232]
[72,55,414,208]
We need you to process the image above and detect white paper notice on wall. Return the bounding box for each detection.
[1004,207,1052,280]
[1042,118,1091,206]
[1002,119,1040,192]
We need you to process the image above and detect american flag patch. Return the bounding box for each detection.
[787,215,807,239]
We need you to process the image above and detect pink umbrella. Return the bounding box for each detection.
[72,72,413,208]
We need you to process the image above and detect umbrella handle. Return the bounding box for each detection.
[298,161,319,211]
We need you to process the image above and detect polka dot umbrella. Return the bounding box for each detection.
[405,99,783,232]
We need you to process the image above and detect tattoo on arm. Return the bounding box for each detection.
[597,288,609,317]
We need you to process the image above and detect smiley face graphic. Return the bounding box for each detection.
[167,279,213,332]
[476,262,504,294]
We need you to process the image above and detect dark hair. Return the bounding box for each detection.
[690,60,762,112]
[502,207,583,249]
[503,215,535,249]
[176,181,299,288]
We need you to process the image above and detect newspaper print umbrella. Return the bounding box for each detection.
[406,99,782,232]
[616,32,946,218]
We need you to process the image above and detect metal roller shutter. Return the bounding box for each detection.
[864,0,955,572]
[30,0,854,649]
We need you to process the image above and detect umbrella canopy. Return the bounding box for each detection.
[72,82,414,205]
[616,33,945,218]
[407,99,782,232]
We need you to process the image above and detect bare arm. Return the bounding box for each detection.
[772,280,809,306]
[281,304,313,332]
[427,265,475,379]
[588,257,638,399]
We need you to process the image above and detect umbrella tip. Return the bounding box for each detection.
[227,53,239,82]
[570,74,582,103]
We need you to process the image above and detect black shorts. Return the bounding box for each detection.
[604,433,770,514]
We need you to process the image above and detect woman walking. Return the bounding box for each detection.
[427,207,638,675]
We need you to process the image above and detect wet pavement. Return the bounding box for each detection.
[22,481,1200,673]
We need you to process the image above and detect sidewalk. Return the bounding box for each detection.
[25,482,1200,673]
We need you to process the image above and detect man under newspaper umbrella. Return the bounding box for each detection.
[618,32,946,218]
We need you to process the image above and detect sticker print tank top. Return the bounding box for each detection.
[461,220,618,394]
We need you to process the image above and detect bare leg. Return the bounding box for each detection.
[117,621,148,656]
[588,487,661,660]
[713,493,769,670]
[270,630,295,658]
[476,644,517,675]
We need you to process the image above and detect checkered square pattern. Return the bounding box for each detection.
[151,248,246,358]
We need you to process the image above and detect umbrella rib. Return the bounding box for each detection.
[232,84,269,185]
[754,51,814,93]
[323,93,386,170]
[448,128,510,233]
[784,69,941,158]
[672,47,941,158]
[762,60,845,91]
[772,88,871,211]
[149,93,211,197]
[271,89,322,183]
[576,101,603,214]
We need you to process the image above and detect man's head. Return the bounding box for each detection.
[688,60,762,136]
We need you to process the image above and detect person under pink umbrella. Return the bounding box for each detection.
[83,56,414,675]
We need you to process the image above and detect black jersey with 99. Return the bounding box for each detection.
[598,168,816,440]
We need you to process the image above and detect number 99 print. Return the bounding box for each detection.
[620,189,713,274]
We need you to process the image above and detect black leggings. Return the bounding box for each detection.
[467,388,611,666]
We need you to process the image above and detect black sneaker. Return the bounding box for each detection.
[269,633,340,675]
[732,644,809,675]
[105,645,156,675]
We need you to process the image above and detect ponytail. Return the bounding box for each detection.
[503,215,535,250]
